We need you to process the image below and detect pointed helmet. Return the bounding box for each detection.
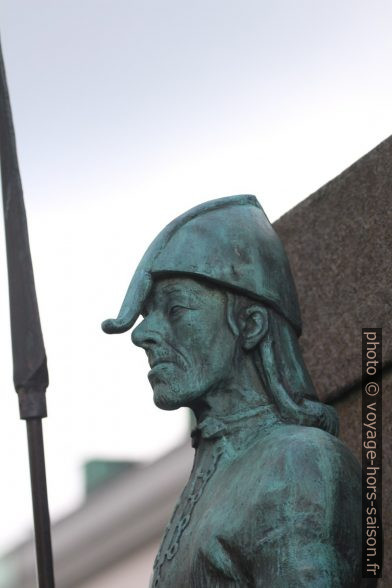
[102,194,302,336]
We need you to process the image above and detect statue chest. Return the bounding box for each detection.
[150,441,258,588]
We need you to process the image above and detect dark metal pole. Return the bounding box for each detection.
[27,420,55,588]
[0,36,55,587]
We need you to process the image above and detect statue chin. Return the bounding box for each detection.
[148,363,206,411]
[152,388,181,411]
[148,372,184,411]
[152,383,200,411]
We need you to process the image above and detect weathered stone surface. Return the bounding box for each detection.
[333,367,391,584]
[274,135,392,402]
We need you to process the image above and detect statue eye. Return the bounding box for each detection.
[169,305,186,317]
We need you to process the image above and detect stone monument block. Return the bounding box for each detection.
[274,135,392,402]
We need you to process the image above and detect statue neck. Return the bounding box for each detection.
[189,356,281,450]
[191,352,271,423]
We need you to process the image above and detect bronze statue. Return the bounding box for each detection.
[103,195,363,587]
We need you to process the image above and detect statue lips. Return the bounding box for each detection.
[147,355,179,377]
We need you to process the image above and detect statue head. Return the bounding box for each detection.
[130,276,240,411]
[102,195,338,435]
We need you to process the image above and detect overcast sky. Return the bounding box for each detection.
[0,0,391,553]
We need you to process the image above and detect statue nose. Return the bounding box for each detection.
[131,315,163,350]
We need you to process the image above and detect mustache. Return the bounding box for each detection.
[146,350,187,370]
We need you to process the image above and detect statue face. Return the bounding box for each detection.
[131,277,236,410]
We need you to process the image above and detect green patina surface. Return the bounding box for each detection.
[103,195,364,587]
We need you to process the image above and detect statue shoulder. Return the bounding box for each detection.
[232,425,362,585]
[243,424,361,498]
[258,423,359,468]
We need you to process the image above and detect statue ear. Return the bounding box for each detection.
[239,305,268,350]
